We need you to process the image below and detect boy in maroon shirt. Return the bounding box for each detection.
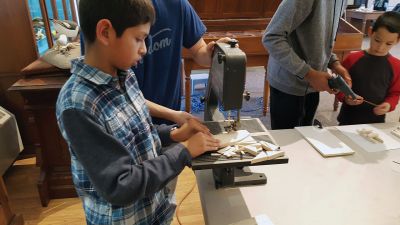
[337,12,400,125]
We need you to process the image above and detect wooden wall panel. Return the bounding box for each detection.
[263,0,281,17]
[189,0,282,20]
[0,0,38,73]
[188,0,281,31]
[189,0,219,19]
[220,0,267,18]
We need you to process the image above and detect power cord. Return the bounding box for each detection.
[176,171,197,225]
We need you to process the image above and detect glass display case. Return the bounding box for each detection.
[27,0,77,55]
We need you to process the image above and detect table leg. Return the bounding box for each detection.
[361,20,367,35]
[183,59,192,113]
[263,65,269,116]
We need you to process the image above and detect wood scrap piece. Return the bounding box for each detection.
[217,146,232,154]
[236,137,258,146]
[367,132,383,143]
[242,145,261,156]
[391,127,400,139]
[251,150,285,164]
[259,141,280,151]
[213,130,250,148]
[357,128,384,144]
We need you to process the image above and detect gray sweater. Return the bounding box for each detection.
[262,0,346,96]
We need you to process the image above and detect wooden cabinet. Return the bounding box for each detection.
[345,9,384,35]
[9,60,74,207]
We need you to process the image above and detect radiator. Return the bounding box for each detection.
[0,106,23,175]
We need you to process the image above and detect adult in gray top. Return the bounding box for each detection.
[263,0,352,129]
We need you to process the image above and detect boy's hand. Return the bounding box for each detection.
[345,95,364,105]
[171,111,196,126]
[171,118,212,142]
[373,102,391,115]
[331,62,352,87]
[304,69,334,93]
[181,132,220,158]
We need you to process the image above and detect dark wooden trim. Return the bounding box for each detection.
[62,0,69,20]
[202,18,270,32]
[24,0,40,58]
[9,215,24,225]
[0,178,13,223]
[51,0,58,19]
[69,0,77,22]
[0,177,24,224]
[0,73,21,79]
[39,0,53,48]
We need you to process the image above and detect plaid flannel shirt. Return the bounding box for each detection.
[56,58,176,225]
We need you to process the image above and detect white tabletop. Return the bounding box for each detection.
[195,123,400,225]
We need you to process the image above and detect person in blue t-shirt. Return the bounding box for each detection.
[374,0,388,11]
[81,0,230,125]
[132,0,230,124]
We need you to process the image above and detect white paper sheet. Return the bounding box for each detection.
[295,126,354,157]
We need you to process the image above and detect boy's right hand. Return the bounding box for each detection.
[170,110,196,126]
[345,95,364,105]
[304,69,335,94]
[181,132,220,158]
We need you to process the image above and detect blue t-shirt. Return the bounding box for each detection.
[132,0,206,124]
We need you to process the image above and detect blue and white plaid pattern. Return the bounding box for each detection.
[56,58,175,225]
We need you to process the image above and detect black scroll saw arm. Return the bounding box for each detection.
[192,40,288,189]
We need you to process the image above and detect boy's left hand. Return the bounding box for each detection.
[170,118,212,142]
[345,95,363,105]
[331,62,352,87]
[373,102,391,115]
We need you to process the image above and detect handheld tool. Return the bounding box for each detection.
[328,74,357,99]
[363,99,378,107]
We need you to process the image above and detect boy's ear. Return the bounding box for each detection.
[96,19,115,46]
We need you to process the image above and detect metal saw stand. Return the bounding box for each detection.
[197,41,288,188]
[192,119,288,189]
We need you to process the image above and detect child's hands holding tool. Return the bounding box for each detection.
[373,102,391,115]
[345,95,364,105]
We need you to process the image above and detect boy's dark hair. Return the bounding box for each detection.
[79,0,155,44]
[372,11,400,36]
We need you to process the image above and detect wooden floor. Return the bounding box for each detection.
[3,157,205,225]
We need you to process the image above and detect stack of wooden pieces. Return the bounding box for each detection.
[357,128,384,143]
[212,130,285,163]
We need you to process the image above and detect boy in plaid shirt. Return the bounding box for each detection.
[56,0,219,224]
